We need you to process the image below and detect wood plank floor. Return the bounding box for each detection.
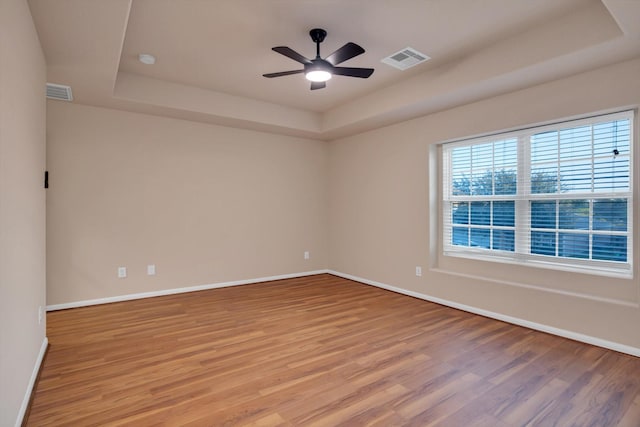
[27,274,640,426]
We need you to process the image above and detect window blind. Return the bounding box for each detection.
[442,110,633,277]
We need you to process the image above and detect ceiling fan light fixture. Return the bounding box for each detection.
[305,69,332,82]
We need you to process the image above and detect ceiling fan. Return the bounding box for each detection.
[263,28,374,90]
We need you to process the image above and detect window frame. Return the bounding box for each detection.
[441,110,634,278]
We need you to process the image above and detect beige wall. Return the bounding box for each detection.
[46,102,328,305]
[0,0,47,425]
[328,58,640,350]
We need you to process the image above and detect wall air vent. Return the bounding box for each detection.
[46,83,73,101]
[381,47,430,70]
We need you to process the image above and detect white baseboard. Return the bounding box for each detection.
[46,270,329,311]
[328,270,640,358]
[15,337,48,427]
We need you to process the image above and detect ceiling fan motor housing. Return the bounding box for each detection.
[305,59,332,73]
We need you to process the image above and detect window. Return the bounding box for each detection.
[442,111,633,277]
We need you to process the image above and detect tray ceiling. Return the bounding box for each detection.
[28,0,640,139]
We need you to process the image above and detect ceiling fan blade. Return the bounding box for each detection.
[325,42,365,65]
[310,81,326,90]
[272,46,312,65]
[263,70,305,78]
[332,67,374,78]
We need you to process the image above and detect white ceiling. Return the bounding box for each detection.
[28,0,640,140]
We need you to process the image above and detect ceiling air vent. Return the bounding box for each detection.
[46,83,73,102]
[381,47,430,70]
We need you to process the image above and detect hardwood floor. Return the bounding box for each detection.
[28,274,640,426]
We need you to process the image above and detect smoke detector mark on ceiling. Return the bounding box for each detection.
[382,47,430,70]
[138,53,156,65]
[46,83,73,101]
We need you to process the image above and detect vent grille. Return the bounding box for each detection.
[46,83,73,101]
[381,47,430,70]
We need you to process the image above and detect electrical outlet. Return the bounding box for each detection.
[415,266,422,277]
[304,251,310,260]
[38,306,43,324]
[118,267,127,278]
[147,264,156,276]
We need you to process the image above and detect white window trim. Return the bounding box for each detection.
[441,110,634,278]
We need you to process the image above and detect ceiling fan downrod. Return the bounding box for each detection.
[309,28,327,59]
